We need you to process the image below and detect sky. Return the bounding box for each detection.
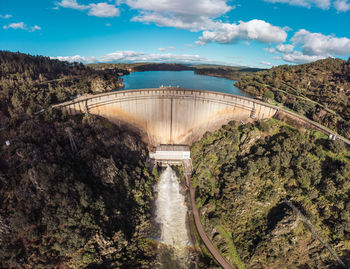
[1,0,350,68]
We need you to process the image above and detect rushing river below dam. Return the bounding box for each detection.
[121,70,249,96]
[154,166,192,268]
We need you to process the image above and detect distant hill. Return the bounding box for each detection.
[193,65,265,80]
[88,62,192,72]
[235,57,350,139]
[88,62,264,80]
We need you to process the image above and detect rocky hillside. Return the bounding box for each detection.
[235,58,350,139]
[191,119,350,268]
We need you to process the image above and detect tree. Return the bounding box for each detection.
[263,90,274,101]
[327,139,346,154]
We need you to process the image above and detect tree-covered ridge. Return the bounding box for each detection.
[235,58,350,139]
[191,119,350,268]
[193,66,264,81]
[88,62,263,81]
[0,51,123,121]
[88,62,193,72]
[0,113,157,268]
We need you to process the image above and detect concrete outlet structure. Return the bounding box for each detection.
[149,144,190,166]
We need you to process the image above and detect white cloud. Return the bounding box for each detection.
[127,0,233,31]
[196,19,287,45]
[53,0,289,56]
[260,61,275,66]
[56,0,119,17]
[291,29,350,56]
[0,14,12,19]
[276,43,295,53]
[3,22,26,30]
[334,0,350,11]
[56,0,88,10]
[52,50,236,65]
[51,55,97,63]
[100,50,210,63]
[55,0,232,24]
[267,29,350,64]
[125,0,232,17]
[264,0,331,9]
[88,3,120,17]
[265,0,350,11]
[30,25,41,32]
[267,47,277,53]
[131,12,218,31]
[157,47,176,52]
[3,22,41,32]
[282,51,326,63]
[105,23,111,26]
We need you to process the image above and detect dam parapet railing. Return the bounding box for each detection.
[53,87,278,113]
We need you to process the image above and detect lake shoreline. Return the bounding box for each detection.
[120,70,249,96]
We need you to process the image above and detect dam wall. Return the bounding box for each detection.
[54,88,278,145]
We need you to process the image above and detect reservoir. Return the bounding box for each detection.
[121,70,248,96]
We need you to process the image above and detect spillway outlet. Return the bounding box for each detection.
[149,144,190,167]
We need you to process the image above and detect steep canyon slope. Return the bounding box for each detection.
[191,119,350,268]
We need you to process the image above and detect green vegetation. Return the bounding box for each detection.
[0,51,157,268]
[2,50,350,268]
[0,51,123,121]
[263,90,274,101]
[191,216,220,269]
[193,65,264,81]
[217,225,245,269]
[0,112,157,268]
[235,57,350,139]
[191,119,350,268]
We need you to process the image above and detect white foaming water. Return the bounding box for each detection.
[154,166,191,268]
[155,166,190,247]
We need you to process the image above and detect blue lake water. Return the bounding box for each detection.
[121,70,248,96]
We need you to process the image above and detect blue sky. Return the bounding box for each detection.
[1,0,350,67]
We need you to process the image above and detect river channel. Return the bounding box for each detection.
[154,166,193,268]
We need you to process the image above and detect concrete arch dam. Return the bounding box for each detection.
[54,88,278,145]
